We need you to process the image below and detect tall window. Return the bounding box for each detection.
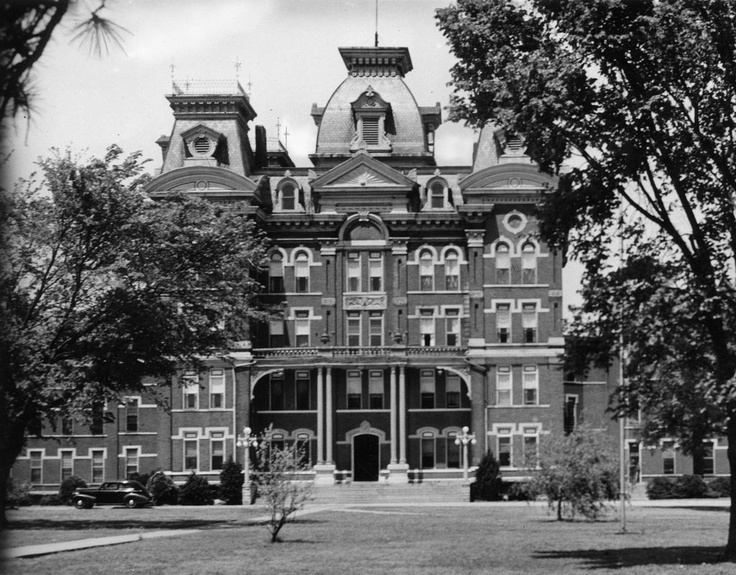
[445,309,460,347]
[419,250,434,291]
[269,320,285,348]
[369,370,384,409]
[90,402,104,435]
[497,367,512,406]
[564,395,578,434]
[60,451,73,482]
[294,252,310,293]
[368,252,383,291]
[369,312,383,347]
[269,252,284,293]
[61,416,73,436]
[347,312,361,347]
[347,371,362,409]
[421,432,435,468]
[281,182,296,211]
[495,243,511,284]
[522,366,538,405]
[296,433,311,466]
[347,252,361,292]
[91,450,104,483]
[184,435,198,471]
[420,309,435,346]
[126,398,140,431]
[521,242,537,284]
[270,373,284,410]
[522,303,537,343]
[496,304,511,343]
[662,440,675,474]
[498,433,512,467]
[429,181,446,209]
[182,371,199,410]
[209,369,225,409]
[294,311,310,347]
[296,371,311,410]
[447,432,461,468]
[125,447,139,477]
[420,370,435,409]
[211,434,225,470]
[444,250,460,290]
[523,428,538,468]
[30,451,42,484]
[446,375,461,409]
[703,441,715,475]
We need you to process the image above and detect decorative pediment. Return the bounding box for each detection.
[311,153,415,190]
[460,164,555,192]
[351,86,391,114]
[145,166,258,195]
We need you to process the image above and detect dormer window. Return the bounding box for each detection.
[181,124,228,166]
[277,178,303,212]
[349,87,394,153]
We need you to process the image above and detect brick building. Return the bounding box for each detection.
[14,44,723,493]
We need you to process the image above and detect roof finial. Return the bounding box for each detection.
[276,117,282,140]
[247,75,253,97]
[169,62,176,90]
[234,56,241,79]
[374,0,379,47]
[284,126,290,150]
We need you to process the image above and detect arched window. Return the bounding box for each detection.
[521,242,537,284]
[444,250,460,290]
[419,249,434,291]
[495,243,510,284]
[429,180,446,209]
[294,251,309,293]
[421,431,436,469]
[280,182,297,211]
[269,252,284,293]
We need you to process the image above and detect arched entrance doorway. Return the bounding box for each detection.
[353,434,380,481]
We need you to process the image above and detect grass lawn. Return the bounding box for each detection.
[3,503,735,574]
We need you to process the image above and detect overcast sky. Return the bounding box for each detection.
[3,0,582,311]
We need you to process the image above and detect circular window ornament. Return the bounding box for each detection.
[195,180,209,191]
[502,211,527,233]
[188,134,214,157]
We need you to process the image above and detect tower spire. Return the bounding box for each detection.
[374,0,379,47]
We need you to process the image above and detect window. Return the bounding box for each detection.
[347,312,361,347]
[429,181,446,209]
[421,432,435,469]
[125,398,140,431]
[369,370,384,409]
[294,252,310,293]
[347,252,361,292]
[368,252,383,292]
[447,432,461,468]
[211,434,225,470]
[521,242,537,284]
[294,311,310,347]
[296,371,310,410]
[269,252,284,292]
[445,250,460,290]
[209,369,225,409]
[522,366,538,405]
[522,303,537,343]
[564,395,578,434]
[270,373,284,410]
[296,433,311,465]
[269,433,286,456]
[523,428,538,468]
[497,367,512,406]
[91,450,104,483]
[269,320,285,348]
[60,451,74,480]
[184,435,198,471]
[182,371,199,410]
[662,440,675,474]
[702,442,715,475]
[369,312,383,347]
[347,371,362,409]
[90,403,104,435]
[495,243,510,284]
[61,416,73,436]
[445,309,460,347]
[30,451,42,484]
[420,370,435,409]
[125,447,139,477]
[498,433,512,467]
[496,304,511,343]
[420,309,435,346]
[446,375,461,409]
[281,182,296,211]
[419,250,434,290]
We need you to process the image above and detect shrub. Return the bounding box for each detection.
[6,478,32,507]
[646,476,675,500]
[58,475,87,505]
[39,494,63,506]
[219,457,244,505]
[708,476,731,498]
[147,471,179,505]
[673,475,709,499]
[130,471,152,486]
[178,473,213,506]
[470,452,504,502]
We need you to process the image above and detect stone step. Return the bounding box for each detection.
[310,481,470,505]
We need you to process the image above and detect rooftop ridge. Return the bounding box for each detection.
[171,78,246,96]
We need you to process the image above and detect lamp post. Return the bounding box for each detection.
[236,426,258,506]
[455,426,477,482]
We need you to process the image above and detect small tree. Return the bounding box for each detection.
[254,441,312,543]
[219,457,244,505]
[471,451,503,502]
[527,426,619,521]
[146,471,179,506]
[178,473,213,506]
[58,475,87,505]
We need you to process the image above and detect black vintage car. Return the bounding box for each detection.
[72,480,151,509]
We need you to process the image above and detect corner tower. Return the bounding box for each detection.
[310,47,441,169]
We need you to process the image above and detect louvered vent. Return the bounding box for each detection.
[362,118,380,146]
[506,134,523,152]
[193,136,211,155]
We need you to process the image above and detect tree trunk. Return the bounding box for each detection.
[725,414,736,560]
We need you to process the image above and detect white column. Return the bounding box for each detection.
[317,367,324,464]
[399,365,407,464]
[390,366,398,464]
[326,367,333,464]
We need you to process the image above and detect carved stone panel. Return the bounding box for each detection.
[343,295,387,310]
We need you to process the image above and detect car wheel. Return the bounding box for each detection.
[125,498,139,509]
[73,498,87,510]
